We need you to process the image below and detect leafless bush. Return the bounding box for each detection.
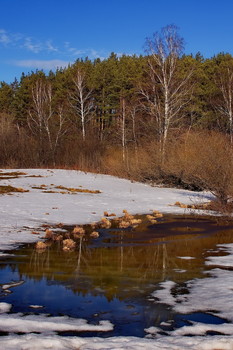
[164,131,233,210]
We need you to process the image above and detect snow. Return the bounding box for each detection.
[147,242,233,344]
[2,281,24,290]
[0,303,11,314]
[1,333,233,350]
[2,169,233,349]
[0,314,113,333]
[151,281,177,306]
[0,168,211,253]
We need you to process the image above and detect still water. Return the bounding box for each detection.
[0,214,233,337]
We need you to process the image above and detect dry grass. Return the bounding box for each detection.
[104,211,116,217]
[0,171,27,177]
[55,185,101,194]
[31,184,101,194]
[163,131,233,210]
[0,185,29,194]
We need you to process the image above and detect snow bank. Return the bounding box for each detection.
[1,333,233,350]
[0,168,211,253]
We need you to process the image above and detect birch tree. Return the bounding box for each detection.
[27,79,66,164]
[214,58,233,143]
[141,24,193,158]
[69,69,94,141]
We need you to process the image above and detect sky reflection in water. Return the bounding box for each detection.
[0,214,232,337]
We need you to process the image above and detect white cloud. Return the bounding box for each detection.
[46,40,58,53]
[23,38,42,53]
[64,41,85,56]
[0,29,11,44]
[0,28,108,62]
[63,42,108,60]
[14,59,70,70]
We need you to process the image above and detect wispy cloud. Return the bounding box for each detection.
[14,59,70,70]
[0,28,58,54]
[0,29,11,44]
[64,42,108,60]
[46,40,58,53]
[64,42,85,56]
[1,28,108,62]
[23,38,42,53]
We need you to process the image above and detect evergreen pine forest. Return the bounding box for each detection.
[1,26,233,208]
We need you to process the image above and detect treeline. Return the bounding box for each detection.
[1,25,233,205]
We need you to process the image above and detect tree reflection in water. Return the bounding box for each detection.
[1,214,233,336]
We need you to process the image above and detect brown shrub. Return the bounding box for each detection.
[163,131,233,209]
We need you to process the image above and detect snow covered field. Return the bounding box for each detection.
[1,169,233,350]
[0,168,211,252]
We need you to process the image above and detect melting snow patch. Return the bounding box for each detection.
[173,269,186,273]
[2,280,24,290]
[144,326,160,334]
[206,243,233,267]
[0,303,11,314]
[0,313,113,334]
[29,305,44,309]
[173,322,233,336]
[151,281,176,306]
[173,246,233,322]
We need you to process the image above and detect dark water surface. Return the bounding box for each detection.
[0,214,233,337]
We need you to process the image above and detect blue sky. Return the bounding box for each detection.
[1,0,233,83]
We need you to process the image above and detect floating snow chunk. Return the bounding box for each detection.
[160,321,172,326]
[0,313,113,334]
[2,280,24,290]
[29,305,44,309]
[177,256,195,260]
[0,303,11,314]
[144,326,160,334]
[206,243,233,267]
[151,281,177,306]
[173,269,186,273]
[173,321,233,336]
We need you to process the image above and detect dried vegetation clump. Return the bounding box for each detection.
[35,241,47,250]
[146,210,163,224]
[72,226,85,235]
[174,201,210,210]
[44,229,53,239]
[62,239,76,251]
[100,217,112,229]
[90,231,99,238]
[72,226,86,239]
[104,211,116,217]
[117,210,142,229]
